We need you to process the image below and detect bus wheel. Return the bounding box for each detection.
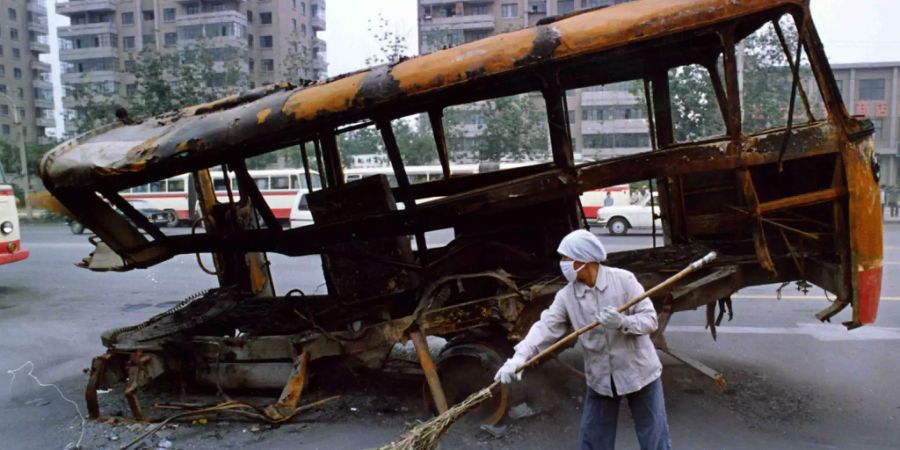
[165,210,180,228]
[69,221,85,235]
[423,341,509,425]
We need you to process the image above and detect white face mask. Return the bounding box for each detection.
[560,260,587,283]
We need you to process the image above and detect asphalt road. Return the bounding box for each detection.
[1,223,899,449]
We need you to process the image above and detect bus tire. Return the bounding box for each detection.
[69,221,85,235]
[165,210,180,228]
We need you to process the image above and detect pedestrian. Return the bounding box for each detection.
[495,229,670,450]
[890,188,899,218]
[641,185,650,203]
[881,186,886,215]
[630,189,641,205]
[604,191,614,207]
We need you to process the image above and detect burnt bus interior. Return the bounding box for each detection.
[41,2,880,422]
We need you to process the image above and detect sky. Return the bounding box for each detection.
[46,0,900,136]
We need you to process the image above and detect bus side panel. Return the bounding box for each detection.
[845,137,883,324]
[0,185,28,265]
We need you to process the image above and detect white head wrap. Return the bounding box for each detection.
[557,229,607,262]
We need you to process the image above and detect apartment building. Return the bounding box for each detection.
[58,0,327,134]
[831,62,900,188]
[0,0,55,145]
[418,0,639,161]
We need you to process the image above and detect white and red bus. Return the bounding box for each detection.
[290,164,628,226]
[0,163,28,265]
[120,169,321,225]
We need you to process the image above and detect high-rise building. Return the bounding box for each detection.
[57,0,327,134]
[418,0,639,161]
[831,62,900,188]
[0,0,55,145]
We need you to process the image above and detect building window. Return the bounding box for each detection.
[246,11,253,23]
[0,65,4,77]
[292,18,297,31]
[291,0,297,10]
[13,68,21,79]
[247,34,254,48]
[8,8,16,21]
[0,84,5,94]
[467,4,489,15]
[10,28,18,41]
[262,59,274,72]
[163,8,176,22]
[501,3,518,18]
[143,34,156,45]
[164,32,177,47]
[123,36,135,49]
[0,105,7,116]
[123,60,135,72]
[260,35,273,48]
[559,0,576,14]
[301,2,306,16]
[0,45,3,56]
[858,79,885,101]
[142,10,155,21]
[121,12,134,25]
[126,83,137,96]
[2,125,9,135]
[301,24,307,36]
[871,118,885,142]
[260,12,273,24]
[12,48,19,59]
[248,58,254,71]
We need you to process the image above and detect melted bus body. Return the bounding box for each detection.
[39,0,882,424]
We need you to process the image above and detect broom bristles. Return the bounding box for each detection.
[378,384,497,450]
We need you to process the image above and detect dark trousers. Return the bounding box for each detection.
[579,377,671,450]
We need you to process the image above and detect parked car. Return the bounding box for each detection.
[595,192,661,235]
[69,199,175,234]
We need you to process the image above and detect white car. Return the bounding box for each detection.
[595,193,661,235]
[289,192,314,229]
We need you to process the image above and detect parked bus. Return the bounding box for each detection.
[120,169,321,225]
[292,164,629,227]
[0,162,28,265]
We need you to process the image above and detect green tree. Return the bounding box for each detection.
[475,94,550,162]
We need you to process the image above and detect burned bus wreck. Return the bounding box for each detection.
[41,0,882,423]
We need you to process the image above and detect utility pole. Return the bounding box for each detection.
[1,93,32,219]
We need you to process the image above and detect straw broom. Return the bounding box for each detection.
[379,251,718,450]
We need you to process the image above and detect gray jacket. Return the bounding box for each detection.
[514,266,661,396]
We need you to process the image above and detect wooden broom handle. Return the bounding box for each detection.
[515,251,718,374]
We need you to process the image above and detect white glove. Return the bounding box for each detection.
[596,306,625,330]
[494,354,526,384]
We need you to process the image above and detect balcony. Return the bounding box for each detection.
[27,18,49,34]
[36,116,56,128]
[314,37,327,52]
[62,70,119,84]
[176,9,246,27]
[61,46,118,61]
[31,60,52,73]
[420,14,495,31]
[34,98,54,109]
[38,136,56,146]
[27,0,49,15]
[30,41,51,54]
[33,78,53,90]
[58,21,115,37]
[56,0,117,17]
[311,14,326,32]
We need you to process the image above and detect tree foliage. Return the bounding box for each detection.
[662,17,814,142]
[474,95,549,162]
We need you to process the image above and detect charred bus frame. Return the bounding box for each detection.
[40,0,882,422]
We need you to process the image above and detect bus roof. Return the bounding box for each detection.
[40,0,806,192]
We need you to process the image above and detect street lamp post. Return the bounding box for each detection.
[0,93,32,219]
